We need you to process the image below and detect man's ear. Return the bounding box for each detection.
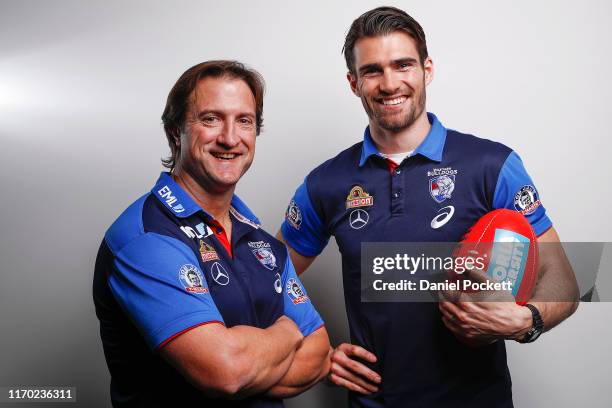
[347,71,360,97]
[172,126,181,146]
[424,57,434,86]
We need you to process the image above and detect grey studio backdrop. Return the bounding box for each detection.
[1,0,611,407]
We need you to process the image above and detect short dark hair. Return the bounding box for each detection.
[161,60,265,171]
[343,6,428,76]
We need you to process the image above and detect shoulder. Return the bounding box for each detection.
[304,142,362,198]
[445,128,513,156]
[105,192,176,255]
[307,141,363,181]
[444,129,514,169]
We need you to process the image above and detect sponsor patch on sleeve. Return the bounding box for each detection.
[285,200,303,229]
[513,185,541,215]
[286,278,310,305]
[178,264,209,294]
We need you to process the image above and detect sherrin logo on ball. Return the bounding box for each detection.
[451,209,539,304]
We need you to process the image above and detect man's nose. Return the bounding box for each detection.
[217,122,240,148]
[379,70,401,94]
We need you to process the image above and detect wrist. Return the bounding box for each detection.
[517,304,545,343]
[510,304,534,340]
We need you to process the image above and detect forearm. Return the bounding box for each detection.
[265,326,331,398]
[227,317,303,397]
[529,239,580,331]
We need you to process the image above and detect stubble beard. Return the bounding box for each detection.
[363,83,427,133]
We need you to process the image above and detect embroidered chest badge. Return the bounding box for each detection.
[428,167,458,203]
[199,240,220,262]
[346,185,374,209]
[248,241,277,270]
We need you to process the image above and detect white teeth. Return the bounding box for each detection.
[382,97,406,106]
[213,153,237,159]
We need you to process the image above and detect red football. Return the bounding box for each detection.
[451,209,538,304]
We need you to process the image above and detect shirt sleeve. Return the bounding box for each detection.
[280,180,330,257]
[493,151,553,236]
[107,232,224,350]
[281,251,324,337]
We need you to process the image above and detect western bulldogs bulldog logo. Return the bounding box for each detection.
[248,241,277,270]
[429,175,455,203]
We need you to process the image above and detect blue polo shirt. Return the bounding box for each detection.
[281,113,551,408]
[94,172,323,408]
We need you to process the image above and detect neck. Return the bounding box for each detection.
[171,169,233,225]
[369,111,431,154]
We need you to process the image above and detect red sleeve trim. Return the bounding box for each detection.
[156,320,225,350]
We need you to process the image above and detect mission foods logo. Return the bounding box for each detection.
[346,186,374,209]
[199,240,219,262]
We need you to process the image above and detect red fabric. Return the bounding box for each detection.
[208,220,233,258]
[157,320,225,349]
[386,159,398,173]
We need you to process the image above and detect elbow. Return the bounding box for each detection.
[569,279,580,316]
[218,356,255,398]
[569,293,580,316]
[191,340,255,398]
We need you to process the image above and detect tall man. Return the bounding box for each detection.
[279,7,579,408]
[94,60,330,407]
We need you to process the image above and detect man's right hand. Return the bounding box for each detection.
[328,343,381,394]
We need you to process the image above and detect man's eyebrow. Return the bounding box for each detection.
[358,63,382,75]
[393,57,419,65]
[358,57,420,75]
[196,109,222,119]
[196,110,255,119]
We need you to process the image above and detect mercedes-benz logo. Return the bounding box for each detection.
[349,209,369,230]
[210,262,230,286]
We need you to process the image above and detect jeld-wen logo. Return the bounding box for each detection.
[158,186,185,213]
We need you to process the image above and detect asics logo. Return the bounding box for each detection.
[431,206,455,229]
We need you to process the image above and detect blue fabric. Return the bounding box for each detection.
[359,112,447,166]
[152,172,260,224]
[281,252,324,336]
[280,181,329,257]
[280,114,549,408]
[493,151,552,236]
[95,173,324,407]
[108,232,224,349]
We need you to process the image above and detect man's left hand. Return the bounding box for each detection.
[438,269,533,346]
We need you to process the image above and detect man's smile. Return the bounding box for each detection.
[211,152,241,160]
